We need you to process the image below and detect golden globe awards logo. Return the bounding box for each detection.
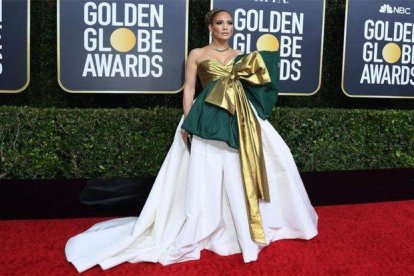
[58,0,187,93]
[212,0,325,95]
[360,17,414,86]
[82,2,164,78]
[360,2,414,86]
[233,8,304,81]
[0,0,3,75]
[342,0,414,97]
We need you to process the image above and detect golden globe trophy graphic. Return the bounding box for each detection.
[110,28,137,53]
[0,0,30,93]
[382,43,401,64]
[58,0,188,94]
[256,34,280,52]
[212,0,326,96]
[342,0,414,98]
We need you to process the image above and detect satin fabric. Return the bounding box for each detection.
[65,50,318,272]
[182,51,279,150]
[66,116,318,272]
[198,51,274,244]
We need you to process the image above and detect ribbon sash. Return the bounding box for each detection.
[205,51,272,244]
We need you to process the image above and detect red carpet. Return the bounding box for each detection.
[1,200,413,275]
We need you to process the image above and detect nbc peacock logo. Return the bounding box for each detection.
[379,4,411,15]
[252,0,290,4]
[379,4,393,14]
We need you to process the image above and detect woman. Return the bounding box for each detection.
[65,9,318,272]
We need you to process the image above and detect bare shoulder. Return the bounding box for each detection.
[188,48,203,62]
[230,49,243,60]
[234,49,243,55]
[189,47,212,64]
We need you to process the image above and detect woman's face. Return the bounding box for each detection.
[209,12,233,42]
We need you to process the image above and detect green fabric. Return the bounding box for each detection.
[181,51,280,149]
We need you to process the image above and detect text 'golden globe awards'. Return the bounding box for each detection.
[233,8,304,81]
[82,2,164,78]
[361,15,414,85]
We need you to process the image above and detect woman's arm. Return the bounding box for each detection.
[182,49,200,118]
[181,49,200,143]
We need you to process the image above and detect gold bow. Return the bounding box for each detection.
[205,51,272,244]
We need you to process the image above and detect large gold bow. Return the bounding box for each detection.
[205,51,271,244]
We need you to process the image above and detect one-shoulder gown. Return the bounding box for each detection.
[65,51,318,273]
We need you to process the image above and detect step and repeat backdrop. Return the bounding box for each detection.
[58,0,188,93]
[211,0,325,95]
[0,0,413,98]
[0,0,30,93]
[342,0,414,98]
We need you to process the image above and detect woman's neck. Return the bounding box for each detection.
[210,39,229,50]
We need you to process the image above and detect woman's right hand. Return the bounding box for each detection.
[181,129,189,144]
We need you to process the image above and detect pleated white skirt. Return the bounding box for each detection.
[65,115,318,273]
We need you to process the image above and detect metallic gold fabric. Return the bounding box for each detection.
[197,58,235,88]
[203,51,272,244]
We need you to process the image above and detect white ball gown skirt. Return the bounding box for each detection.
[65,114,318,273]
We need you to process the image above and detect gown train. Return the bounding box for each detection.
[65,113,318,273]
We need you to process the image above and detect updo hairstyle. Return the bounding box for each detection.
[205,9,231,28]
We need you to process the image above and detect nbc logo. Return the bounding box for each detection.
[253,0,289,4]
[379,4,393,13]
[379,4,411,15]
